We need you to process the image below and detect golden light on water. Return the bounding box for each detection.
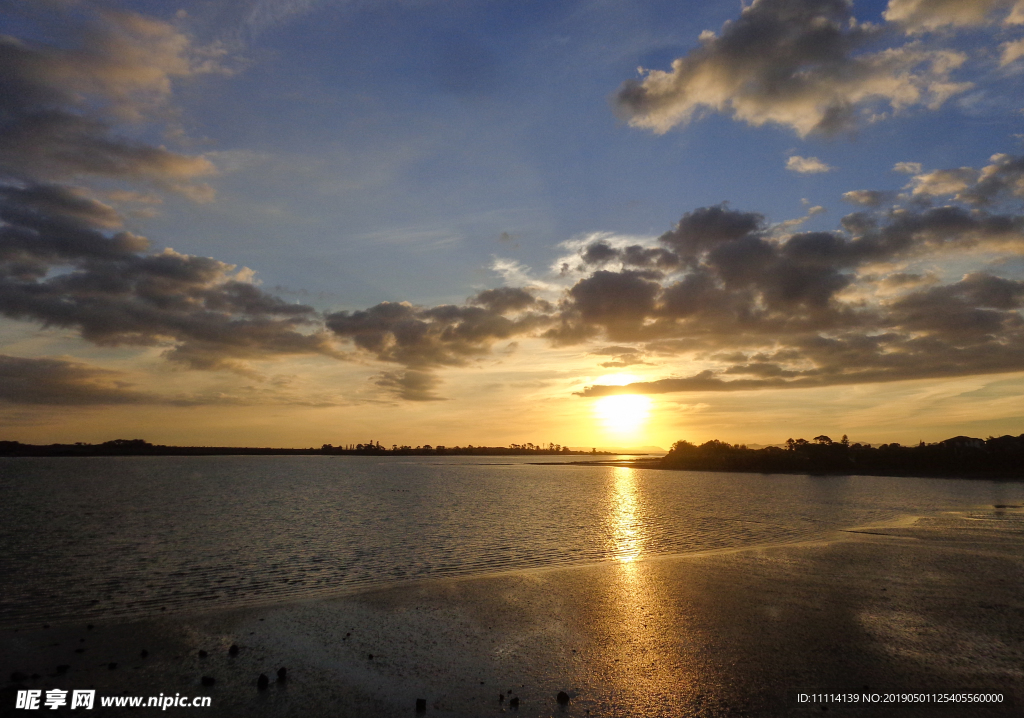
[609,466,644,562]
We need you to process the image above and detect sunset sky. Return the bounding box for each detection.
[2,0,1024,449]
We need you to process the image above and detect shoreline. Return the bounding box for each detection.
[545,458,1024,481]
[4,509,1023,716]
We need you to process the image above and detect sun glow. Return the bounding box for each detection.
[595,394,652,435]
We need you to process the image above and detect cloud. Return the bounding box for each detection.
[0,7,218,197]
[842,189,892,206]
[592,346,651,368]
[893,161,923,174]
[613,0,972,137]
[533,154,1024,399]
[578,269,1024,396]
[0,354,159,405]
[1001,37,1024,65]
[325,290,555,398]
[883,0,1024,32]
[0,181,338,373]
[786,156,836,173]
[374,369,446,402]
[906,166,980,196]
[904,153,1024,204]
[0,8,345,375]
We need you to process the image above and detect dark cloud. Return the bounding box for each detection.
[592,345,650,368]
[374,369,446,402]
[579,240,620,266]
[554,151,1024,399]
[0,354,157,405]
[470,286,548,314]
[952,153,1024,206]
[325,288,554,398]
[842,190,892,207]
[0,9,342,375]
[614,0,971,136]
[0,10,217,197]
[658,205,765,261]
[0,183,336,373]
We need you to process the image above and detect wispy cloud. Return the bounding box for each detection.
[786,156,835,174]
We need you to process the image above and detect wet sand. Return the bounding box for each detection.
[3,508,1023,717]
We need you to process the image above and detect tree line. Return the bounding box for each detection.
[660,434,1024,478]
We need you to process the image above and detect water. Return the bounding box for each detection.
[1,455,1022,628]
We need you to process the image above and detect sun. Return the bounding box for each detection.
[594,394,652,436]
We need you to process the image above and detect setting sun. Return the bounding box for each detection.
[595,394,652,436]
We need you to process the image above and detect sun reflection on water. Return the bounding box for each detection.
[609,466,644,562]
[591,465,703,711]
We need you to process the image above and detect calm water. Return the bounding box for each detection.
[1,455,1022,628]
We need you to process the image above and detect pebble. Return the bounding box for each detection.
[557,691,570,705]
[415,698,427,712]
[277,666,287,682]
[257,674,269,689]
[201,676,216,687]
[229,644,239,656]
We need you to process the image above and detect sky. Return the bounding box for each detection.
[1,0,1024,449]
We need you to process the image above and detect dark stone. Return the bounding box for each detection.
[277,667,287,682]
[509,696,520,709]
[498,694,504,703]
[415,698,427,712]
[367,653,373,660]
[140,649,148,658]
[74,648,85,654]
[257,674,269,689]
[108,662,117,670]
[201,676,216,687]
[10,671,29,683]
[228,644,239,656]
[55,665,70,675]
[42,624,49,629]
[198,650,208,658]
[86,624,94,630]
[557,691,570,705]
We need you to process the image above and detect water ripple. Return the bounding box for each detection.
[0,456,1019,628]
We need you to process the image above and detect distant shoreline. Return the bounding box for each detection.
[0,440,626,458]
